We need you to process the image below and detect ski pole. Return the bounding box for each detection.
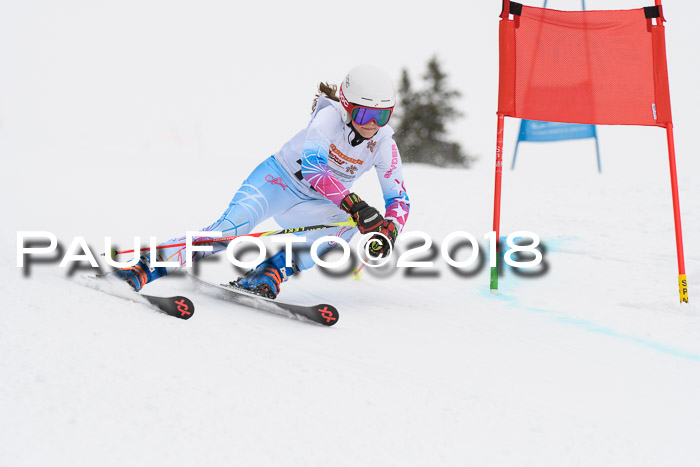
[352,263,366,280]
[106,219,357,257]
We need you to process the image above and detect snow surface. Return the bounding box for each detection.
[2,1,700,466]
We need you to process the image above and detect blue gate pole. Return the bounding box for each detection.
[593,126,602,173]
[512,139,521,170]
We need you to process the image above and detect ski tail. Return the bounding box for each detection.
[76,275,195,320]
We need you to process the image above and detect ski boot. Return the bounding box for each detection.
[233,250,297,299]
[109,255,167,292]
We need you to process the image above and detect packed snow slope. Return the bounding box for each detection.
[2,158,700,467]
[2,0,700,466]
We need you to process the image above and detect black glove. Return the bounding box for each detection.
[366,219,398,258]
[340,193,384,234]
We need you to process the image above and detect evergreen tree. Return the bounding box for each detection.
[393,56,473,167]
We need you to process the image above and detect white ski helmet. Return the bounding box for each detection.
[339,64,396,125]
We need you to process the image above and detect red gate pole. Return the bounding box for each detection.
[655,0,688,303]
[490,114,505,294]
[666,122,688,303]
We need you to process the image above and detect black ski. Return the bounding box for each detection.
[188,275,339,326]
[77,276,195,320]
[139,294,195,320]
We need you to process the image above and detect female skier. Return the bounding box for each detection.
[114,64,411,299]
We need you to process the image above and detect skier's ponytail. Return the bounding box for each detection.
[311,82,340,113]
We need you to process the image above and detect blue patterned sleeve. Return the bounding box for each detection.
[374,139,410,232]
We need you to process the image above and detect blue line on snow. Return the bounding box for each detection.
[483,289,700,363]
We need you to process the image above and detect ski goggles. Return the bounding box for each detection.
[347,104,394,127]
[349,105,394,127]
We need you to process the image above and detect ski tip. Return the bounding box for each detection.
[172,296,195,319]
[314,304,339,326]
[148,295,195,320]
